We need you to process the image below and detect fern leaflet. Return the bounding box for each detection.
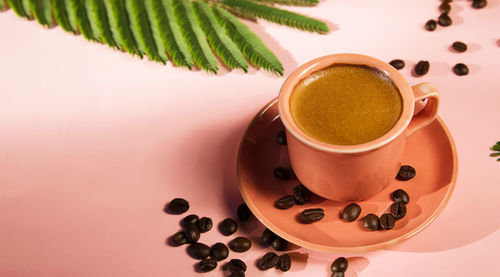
[253,0,319,7]
[27,0,52,27]
[51,0,76,33]
[103,0,141,57]
[68,0,97,41]
[144,0,170,64]
[6,0,30,18]
[86,0,117,48]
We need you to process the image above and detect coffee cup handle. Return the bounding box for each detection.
[407,82,440,137]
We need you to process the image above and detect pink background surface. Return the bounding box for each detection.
[0,1,499,276]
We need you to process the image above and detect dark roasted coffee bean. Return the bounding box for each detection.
[414,61,430,76]
[228,273,245,277]
[228,259,247,273]
[272,237,288,251]
[229,237,252,253]
[389,59,405,70]
[293,184,311,205]
[300,208,325,223]
[472,0,487,9]
[184,224,200,243]
[397,165,416,180]
[219,218,238,236]
[331,272,345,277]
[452,41,467,52]
[273,167,292,180]
[210,242,229,261]
[166,198,189,214]
[171,231,187,246]
[262,228,277,245]
[331,257,348,273]
[392,189,410,204]
[197,217,213,233]
[181,214,199,227]
[277,130,287,145]
[438,13,452,26]
[439,2,451,13]
[277,254,291,272]
[275,195,295,209]
[341,203,361,222]
[198,258,217,272]
[363,214,380,231]
[390,202,407,220]
[425,19,437,31]
[454,63,469,76]
[237,203,252,222]
[379,214,396,230]
[187,242,210,260]
[259,252,279,270]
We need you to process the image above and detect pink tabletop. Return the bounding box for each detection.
[0,1,499,276]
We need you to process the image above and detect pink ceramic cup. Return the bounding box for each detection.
[278,54,440,201]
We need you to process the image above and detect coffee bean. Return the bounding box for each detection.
[425,19,437,31]
[363,214,380,231]
[210,242,229,261]
[439,2,451,13]
[237,203,252,222]
[273,167,292,180]
[229,237,252,253]
[453,63,469,76]
[300,208,325,223]
[340,203,361,222]
[275,195,295,209]
[262,228,277,245]
[171,231,187,246]
[331,272,345,277]
[187,242,210,260]
[259,252,279,270]
[379,214,396,230]
[277,130,287,145]
[397,165,416,180]
[181,214,199,227]
[390,202,407,220]
[293,184,311,205]
[414,61,430,76]
[227,259,247,273]
[331,257,348,273]
[472,0,487,9]
[197,217,213,233]
[389,59,405,70]
[184,224,200,243]
[438,13,452,26]
[166,198,189,214]
[277,254,291,272]
[452,41,467,52]
[271,237,288,251]
[219,218,238,236]
[392,189,410,204]
[198,258,217,272]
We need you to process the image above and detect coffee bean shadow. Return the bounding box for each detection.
[410,61,449,78]
[345,256,370,277]
[496,38,500,47]
[287,251,309,272]
[463,64,481,76]
[448,43,481,53]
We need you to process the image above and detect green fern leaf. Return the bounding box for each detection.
[172,0,218,73]
[102,0,141,57]
[68,0,97,41]
[6,0,30,18]
[27,0,52,27]
[193,0,247,71]
[212,6,283,75]
[220,0,328,33]
[51,0,76,33]
[253,0,318,7]
[144,0,170,64]
[85,0,117,48]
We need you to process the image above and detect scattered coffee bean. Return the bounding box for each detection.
[389,59,405,70]
[439,2,451,13]
[198,258,217,272]
[259,252,279,270]
[187,242,211,260]
[425,19,437,31]
[272,237,288,251]
[331,257,348,273]
[210,242,229,261]
[273,167,292,180]
[397,165,416,180]
[229,237,252,253]
[340,203,361,222]
[219,218,238,236]
[171,231,187,246]
[184,224,200,243]
[275,195,295,209]
[414,61,430,76]
[392,189,410,204]
[197,217,213,233]
[472,0,487,9]
[262,228,277,245]
[363,214,380,231]
[227,259,247,273]
[331,272,345,277]
[166,198,189,214]
[453,63,469,76]
[390,202,407,220]
[277,130,287,145]
[300,208,325,223]
[181,214,199,227]
[293,184,311,205]
[237,203,252,222]
[379,214,396,230]
[452,41,467,52]
[438,13,452,26]
[277,254,291,272]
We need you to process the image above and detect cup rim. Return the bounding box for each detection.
[278,53,415,154]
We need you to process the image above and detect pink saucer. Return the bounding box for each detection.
[236,98,458,252]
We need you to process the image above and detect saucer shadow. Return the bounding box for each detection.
[287,251,309,272]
